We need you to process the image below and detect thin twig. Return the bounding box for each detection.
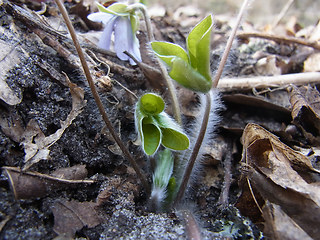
[237,31,320,51]
[173,92,211,207]
[54,0,149,193]
[212,0,252,88]
[218,72,320,90]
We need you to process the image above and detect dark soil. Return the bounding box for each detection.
[2,0,315,239]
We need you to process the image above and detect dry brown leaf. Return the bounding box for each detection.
[0,111,25,142]
[21,76,86,170]
[255,55,283,76]
[52,200,102,237]
[239,123,320,239]
[242,123,319,173]
[3,166,94,200]
[262,201,312,240]
[0,39,23,105]
[303,52,320,72]
[309,19,320,42]
[289,85,320,136]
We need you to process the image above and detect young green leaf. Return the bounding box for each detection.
[150,15,214,93]
[187,15,213,81]
[154,113,190,151]
[169,57,211,92]
[151,42,189,67]
[142,120,161,155]
[135,93,189,155]
[140,93,165,115]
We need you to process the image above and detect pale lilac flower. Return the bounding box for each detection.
[88,12,141,65]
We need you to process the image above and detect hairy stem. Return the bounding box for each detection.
[173,92,211,207]
[54,0,150,193]
[212,0,251,88]
[129,3,182,125]
[173,0,251,207]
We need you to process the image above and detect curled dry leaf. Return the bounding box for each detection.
[289,84,320,137]
[20,76,86,170]
[238,123,320,239]
[3,166,94,200]
[303,52,320,72]
[52,200,102,237]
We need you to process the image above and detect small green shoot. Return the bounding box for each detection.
[135,93,189,155]
[151,15,213,93]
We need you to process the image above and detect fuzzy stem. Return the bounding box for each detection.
[54,0,150,193]
[173,92,211,207]
[212,0,251,88]
[128,3,182,125]
[173,0,251,206]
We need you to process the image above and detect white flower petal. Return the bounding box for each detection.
[114,17,131,61]
[87,12,114,25]
[114,17,141,65]
[97,16,118,50]
[129,35,142,65]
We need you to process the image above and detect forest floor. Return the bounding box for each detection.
[0,0,320,239]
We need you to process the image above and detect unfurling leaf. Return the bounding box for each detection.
[140,93,165,115]
[187,15,213,81]
[151,15,213,93]
[135,93,189,155]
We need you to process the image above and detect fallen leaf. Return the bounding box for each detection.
[262,201,312,240]
[303,52,320,72]
[0,110,25,142]
[21,76,86,170]
[3,166,94,200]
[0,39,23,105]
[289,85,320,136]
[254,55,283,76]
[238,123,320,239]
[52,200,102,237]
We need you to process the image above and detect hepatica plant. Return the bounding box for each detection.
[88,2,141,65]
[151,15,213,93]
[135,93,189,155]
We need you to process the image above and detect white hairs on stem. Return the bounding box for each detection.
[175,90,223,196]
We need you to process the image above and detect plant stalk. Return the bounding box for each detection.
[173,92,211,207]
[54,0,150,193]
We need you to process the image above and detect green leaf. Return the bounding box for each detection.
[151,42,189,67]
[97,2,129,16]
[142,118,161,155]
[154,113,189,151]
[169,57,211,92]
[162,128,189,150]
[140,93,165,115]
[187,15,213,80]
